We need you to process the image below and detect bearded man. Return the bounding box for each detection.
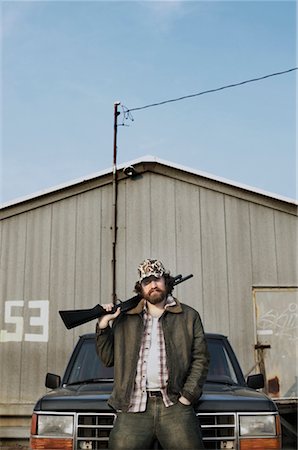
[96,259,209,450]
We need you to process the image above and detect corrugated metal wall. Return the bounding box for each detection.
[0,167,297,421]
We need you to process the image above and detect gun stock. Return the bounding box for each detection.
[59,273,193,329]
[59,295,140,330]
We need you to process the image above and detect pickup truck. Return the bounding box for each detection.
[30,333,281,450]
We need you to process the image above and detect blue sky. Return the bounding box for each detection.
[1,0,297,204]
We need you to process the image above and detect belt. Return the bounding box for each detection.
[147,390,163,398]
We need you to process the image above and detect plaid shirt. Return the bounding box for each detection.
[128,296,176,412]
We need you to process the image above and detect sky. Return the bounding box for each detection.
[1,0,297,205]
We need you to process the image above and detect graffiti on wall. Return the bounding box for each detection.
[257,302,298,341]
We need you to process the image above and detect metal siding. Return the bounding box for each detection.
[0,215,27,404]
[224,196,254,374]
[274,211,298,286]
[75,191,102,307]
[121,175,152,298]
[21,206,52,403]
[73,189,104,338]
[174,180,203,315]
[199,189,230,336]
[149,174,177,271]
[47,197,77,375]
[249,204,278,285]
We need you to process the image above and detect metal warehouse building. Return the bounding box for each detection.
[0,156,297,446]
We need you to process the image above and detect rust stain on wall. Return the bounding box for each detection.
[268,376,280,396]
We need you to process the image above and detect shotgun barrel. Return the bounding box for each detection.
[59,273,193,329]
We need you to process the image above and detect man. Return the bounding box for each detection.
[96,259,209,450]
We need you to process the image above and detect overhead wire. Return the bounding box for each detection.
[124,67,297,116]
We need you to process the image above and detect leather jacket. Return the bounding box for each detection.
[96,298,210,412]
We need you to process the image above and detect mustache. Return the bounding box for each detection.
[149,288,163,295]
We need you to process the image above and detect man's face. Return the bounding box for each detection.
[141,276,167,305]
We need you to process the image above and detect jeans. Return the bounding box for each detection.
[109,397,205,450]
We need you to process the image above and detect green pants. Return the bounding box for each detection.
[109,397,204,450]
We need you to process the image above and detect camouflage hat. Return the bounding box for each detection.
[138,259,169,282]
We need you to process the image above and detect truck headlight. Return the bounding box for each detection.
[38,415,74,436]
[239,414,276,436]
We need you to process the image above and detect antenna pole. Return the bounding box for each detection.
[112,102,120,304]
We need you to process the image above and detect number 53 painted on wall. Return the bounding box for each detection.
[0,300,49,342]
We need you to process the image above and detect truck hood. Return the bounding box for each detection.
[198,382,278,412]
[35,382,113,412]
[34,381,277,413]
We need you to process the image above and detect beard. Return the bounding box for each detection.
[143,287,167,305]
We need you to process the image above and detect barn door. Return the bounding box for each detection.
[253,288,298,399]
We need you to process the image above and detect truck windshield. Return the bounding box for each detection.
[66,338,114,385]
[65,336,242,386]
[206,339,239,385]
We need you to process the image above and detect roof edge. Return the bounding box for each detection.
[1,155,297,209]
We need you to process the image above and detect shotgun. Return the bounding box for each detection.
[59,274,193,329]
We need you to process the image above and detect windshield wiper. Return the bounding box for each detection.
[206,377,238,386]
[65,378,114,386]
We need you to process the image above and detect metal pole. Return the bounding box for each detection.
[112,102,120,304]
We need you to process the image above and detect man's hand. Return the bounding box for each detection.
[98,303,121,329]
[178,396,191,406]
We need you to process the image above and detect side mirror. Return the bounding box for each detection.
[45,372,61,389]
[247,373,264,389]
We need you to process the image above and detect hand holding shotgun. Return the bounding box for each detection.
[97,302,121,330]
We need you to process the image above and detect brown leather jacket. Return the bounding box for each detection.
[96,298,210,412]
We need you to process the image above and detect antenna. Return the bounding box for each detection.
[112,101,121,304]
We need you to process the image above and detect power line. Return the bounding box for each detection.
[125,67,297,114]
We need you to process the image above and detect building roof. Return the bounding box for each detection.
[1,155,297,211]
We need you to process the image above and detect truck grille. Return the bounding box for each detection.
[197,413,237,449]
[76,413,116,450]
[75,412,236,450]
